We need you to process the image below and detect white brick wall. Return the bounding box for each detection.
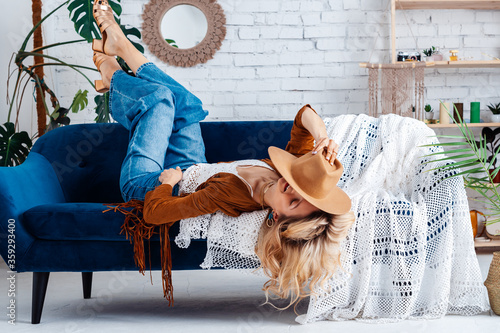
[10,0,496,129]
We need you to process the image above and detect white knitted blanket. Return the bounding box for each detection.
[175,113,491,323]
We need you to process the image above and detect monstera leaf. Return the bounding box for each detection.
[0,122,33,167]
[47,107,71,132]
[67,0,122,43]
[70,89,89,113]
[94,93,111,123]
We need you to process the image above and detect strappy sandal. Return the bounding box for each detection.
[93,51,112,93]
[92,0,116,53]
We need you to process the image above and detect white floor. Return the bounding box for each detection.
[0,254,498,333]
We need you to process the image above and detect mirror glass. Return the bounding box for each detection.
[160,5,208,49]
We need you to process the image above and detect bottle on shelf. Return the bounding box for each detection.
[449,50,458,61]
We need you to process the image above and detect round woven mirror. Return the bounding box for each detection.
[142,0,226,67]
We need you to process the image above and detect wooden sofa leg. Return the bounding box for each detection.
[32,272,50,324]
[82,272,93,299]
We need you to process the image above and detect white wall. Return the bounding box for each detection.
[0,1,37,134]
[2,0,500,137]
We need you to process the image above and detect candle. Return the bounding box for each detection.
[471,102,481,123]
[453,103,464,123]
[440,102,451,125]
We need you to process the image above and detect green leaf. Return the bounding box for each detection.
[423,155,477,167]
[0,122,33,167]
[434,135,467,139]
[487,144,500,170]
[67,0,122,43]
[428,160,481,173]
[70,89,89,113]
[453,168,486,178]
[47,108,71,132]
[165,39,179,48]
[94,93,111,123]
[421,142,467,147]
[490,164,500,179]
[466,184,491,191]
[486,217,500,226]
[469,176,489,182]
[425,148,474,157]
[480,136,487,163]
[440,153,477,160]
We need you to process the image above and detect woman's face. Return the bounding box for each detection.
[266,177,319,220]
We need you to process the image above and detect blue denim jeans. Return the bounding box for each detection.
[109,63,208,201]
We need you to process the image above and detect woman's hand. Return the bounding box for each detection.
[312,136,339,165]
[159,167,183,187]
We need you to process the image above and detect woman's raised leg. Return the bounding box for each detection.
[95,52,208,201]
[93,1,208,175]
[107,69,175,201]
[134,63,208,170]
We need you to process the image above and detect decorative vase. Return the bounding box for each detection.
[484,251,500,315]
[491,114,500,123]
[489,169,500,184]
[440,102,450,124]
[485,219,500,240]
[433,53,443,61]
[424,55,434,62]
[453,102,464,123]
[425,111,434,120]
[471,102,481,123]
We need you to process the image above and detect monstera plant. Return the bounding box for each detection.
[68,0,144,72]
[0,123,33,167]
[3,0,143,166]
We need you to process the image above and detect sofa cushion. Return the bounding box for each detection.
[23,203,142,241]
[30,123,129,204]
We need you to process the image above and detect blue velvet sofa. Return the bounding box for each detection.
[0,120,293,324]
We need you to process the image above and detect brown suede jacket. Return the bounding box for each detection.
[143,104,317,225]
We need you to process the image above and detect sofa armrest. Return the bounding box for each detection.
[0,152,66,267]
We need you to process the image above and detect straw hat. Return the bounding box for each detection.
[268,146,351,215]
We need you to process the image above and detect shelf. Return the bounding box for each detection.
[426,60,500,68]
[359,60,500,69]
[395,0,500,10]
[474,238,500,248]
[390,0,500,63]
[428,122,500,128]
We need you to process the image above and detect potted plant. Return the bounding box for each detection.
[424,104,434,120]
[488,102,500,123]
[423,103,500,314]
[424,104,500,229]
[477,127,500,183]
[422,46,436,62]
[2,0,144,166]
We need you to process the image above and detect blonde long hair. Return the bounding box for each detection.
[255,209,355,309]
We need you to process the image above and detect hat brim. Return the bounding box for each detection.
[268,146,352,215]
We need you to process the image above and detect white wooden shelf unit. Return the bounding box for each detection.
[390,0,500,65]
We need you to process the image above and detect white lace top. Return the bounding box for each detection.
[174,159,273,252]
[178,159,274,198]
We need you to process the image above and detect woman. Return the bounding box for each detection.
[94,0,355,308]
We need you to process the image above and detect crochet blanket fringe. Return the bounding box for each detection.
[103,200,174,306]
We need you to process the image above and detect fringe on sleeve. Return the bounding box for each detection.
[103,200,174,306]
